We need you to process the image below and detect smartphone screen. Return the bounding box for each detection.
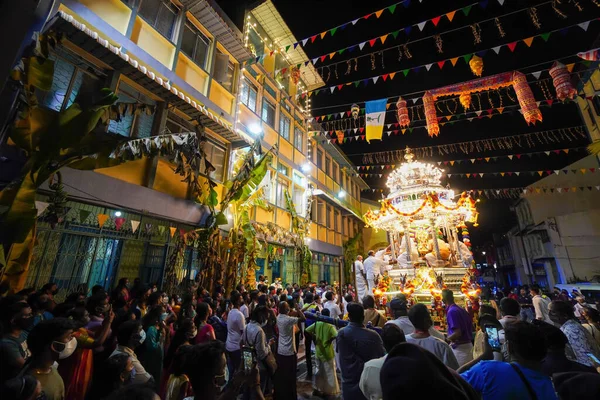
[587,352,600,365]
[242,348,254,374]
[485,325,501,351]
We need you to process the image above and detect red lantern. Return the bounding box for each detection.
[396,97,410,127]
[549,62,576,102]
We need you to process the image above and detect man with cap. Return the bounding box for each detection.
[386,294,445,340]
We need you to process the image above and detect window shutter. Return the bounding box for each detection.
[214,53,230,83]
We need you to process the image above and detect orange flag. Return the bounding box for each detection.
[523,37,534,47]
[169,227,176,237]
[446,11,456,21]
[97,214,109,228]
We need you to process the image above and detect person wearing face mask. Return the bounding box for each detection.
[110,320,152,385]
[160,318,197,396]
[88,353,135,400]
[57,306,114,400]
[0,302,33,383]
[24,318,77,400]
[137,305,167,384]
[242,305,275,397]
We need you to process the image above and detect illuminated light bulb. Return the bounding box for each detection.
[115,211,122,217]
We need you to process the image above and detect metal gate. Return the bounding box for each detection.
[26,197,198,300]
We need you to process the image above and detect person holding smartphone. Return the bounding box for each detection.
[459,321,558,399]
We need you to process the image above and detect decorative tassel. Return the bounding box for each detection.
[423,91,439,137]
[459,93,472,110]
[396,97,410,127]
[351,104,360,120]
[549,61,577,101]
[469,55,484,77]
[512,71,543,124]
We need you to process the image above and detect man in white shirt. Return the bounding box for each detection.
[398,234,419,268]
[406,303,459,370]
[363,249,395,296]
[324,291,342,319]
[225,290,245,376]
[386,296,445,340]
[530,285,553,324]
[359,324,406,400]
[355,255,367,301]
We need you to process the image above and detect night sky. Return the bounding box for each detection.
[218,0,599,246]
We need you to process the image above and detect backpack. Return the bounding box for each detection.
[209,316,228,342]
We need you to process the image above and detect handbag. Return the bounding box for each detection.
[245,326,278,376]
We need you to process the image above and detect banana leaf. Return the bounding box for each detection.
[25,56,55,91]
[0,173,39,244]
[10,106,55,154]
[4,222,36,276]
[589,141,600,156]
[221,149,274,207]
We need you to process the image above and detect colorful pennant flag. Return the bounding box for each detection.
[365,99,388,143]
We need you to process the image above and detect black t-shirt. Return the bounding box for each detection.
[0,334,30,383]
[541,352,597,376]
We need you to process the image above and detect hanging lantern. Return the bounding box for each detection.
[512,71,542,125]
[351,103,360,120]
[459,93,472,110]
[469,55,484,77]
[549,61,576,102]
[396,97,410,127]
[423,91,439,137]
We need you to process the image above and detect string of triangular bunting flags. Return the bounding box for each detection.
[358,168,597,179]
[305,19,597,96]
[361,186,600,198]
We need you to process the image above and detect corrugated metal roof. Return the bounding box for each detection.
[249,0,324,91]
[181,0,252,62]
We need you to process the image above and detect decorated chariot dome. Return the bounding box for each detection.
[364,148,479,234]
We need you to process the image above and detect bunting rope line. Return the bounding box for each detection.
[341,126,586,161]
[358,168,598,179]
[311,93,590,144]
[354,147,587,168]
[360,185,600,198]
[307,0,546,70]
[304,18,598,96]
[245,1,483,68]
[310,65,591,123]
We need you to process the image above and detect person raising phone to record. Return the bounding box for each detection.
[458,321,558,400]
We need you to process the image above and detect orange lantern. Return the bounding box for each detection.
[423,91,439,137]
[459,93,472,110]
[512,71,542,125]
[469,55,484,77]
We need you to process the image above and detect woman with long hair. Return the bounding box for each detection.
[164,345,194,400]
[137,304,166,384]
[87,353,134,400]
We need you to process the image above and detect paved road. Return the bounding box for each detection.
[296,348,342,400]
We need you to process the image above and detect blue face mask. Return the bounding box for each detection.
[138,329,146,345]
[128,367,136,383]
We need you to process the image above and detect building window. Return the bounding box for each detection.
[276,179,289,208]
[261,99,275,127]
[317,200,325,225]
[180,22,211,70]
[311,201,318,223]
[108,81,156,138]
[240,81,258,112]
[215,49,235,92]
[317,150,323,170]
[342,216,347,235]
[264,84,277,99]
[293,186,304,216]
[137,0,178,40]
[279,114,291,141]
[277,162,289,177]
[332,163,338,182]
[334,210,340,233]
[325,157,331,176]
[326,205,332,229]
[293,172,305,186]
[294,127,304,151]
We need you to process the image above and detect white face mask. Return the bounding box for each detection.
[53,337,78,359]
[138,329,147,345]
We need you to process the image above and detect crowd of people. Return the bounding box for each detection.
[1,276,600,400]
